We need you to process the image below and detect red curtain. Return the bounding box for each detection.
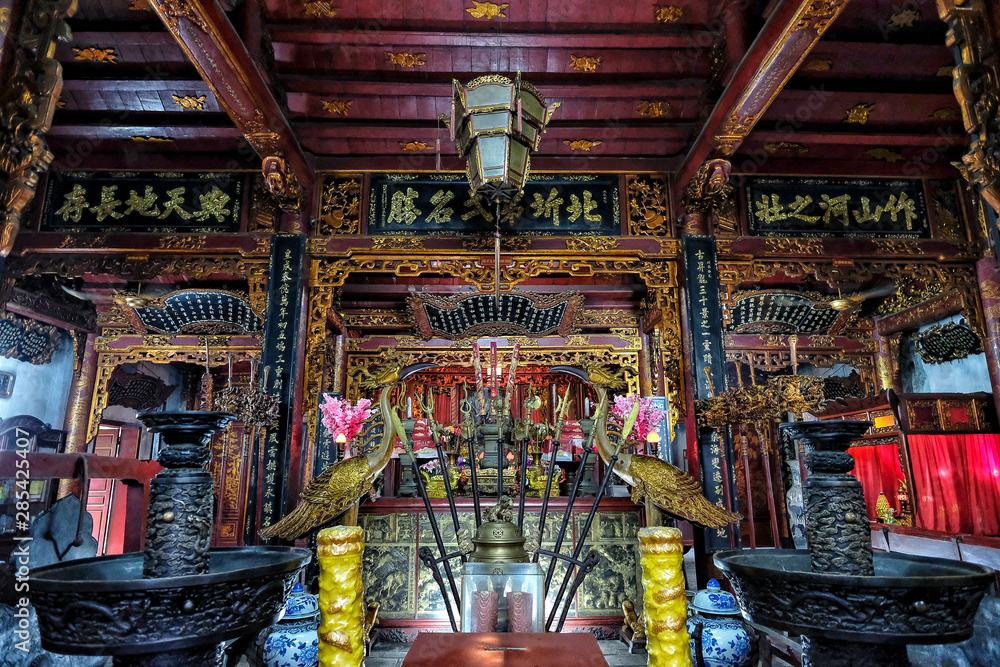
[848,444,904,521]
[908,434,1000,536]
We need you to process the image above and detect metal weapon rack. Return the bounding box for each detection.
[398,367,629,633]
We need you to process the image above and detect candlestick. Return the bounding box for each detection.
[407,396,413,419]
[473,341,484,398]
[584,397,590,417]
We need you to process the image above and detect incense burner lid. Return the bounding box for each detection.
[469,520,529,563]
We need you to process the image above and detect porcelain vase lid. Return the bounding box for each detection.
[691,578,739,616]
[283,582,319,620]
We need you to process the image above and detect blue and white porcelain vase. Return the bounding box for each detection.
[262,582,320,667]
[687,579,751,667]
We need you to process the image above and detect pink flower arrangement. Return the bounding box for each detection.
[610,394,665,442]
[320,395,374,444]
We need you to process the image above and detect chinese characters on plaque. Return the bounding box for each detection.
[368,173,620,235]
[682,236,738,552]
[745,177,929,237]
[41,172,243,232]
[259,234,306,532]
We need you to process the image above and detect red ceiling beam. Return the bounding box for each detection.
[269,27,716,50]
[675,0,853,192]
[280,77,706,99]
[746,130,968,147]
[313,155,678,173]
[145,0,314,190]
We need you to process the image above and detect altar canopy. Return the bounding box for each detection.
[909,434,1000,536]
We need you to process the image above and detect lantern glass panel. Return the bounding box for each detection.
[460,562,544,633]
[465,83,515,110]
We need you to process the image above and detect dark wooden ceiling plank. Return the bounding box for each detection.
[267,26,717,50]
[144,0,314,190]
[313,155,679,172]
[675,0,855,192]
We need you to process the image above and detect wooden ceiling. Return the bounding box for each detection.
[48,0,965,180]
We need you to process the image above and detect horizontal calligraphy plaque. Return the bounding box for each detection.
[745,177,929,237]
[368,173,620,235]
[40,171,242,232]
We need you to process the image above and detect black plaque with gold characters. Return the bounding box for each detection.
[368,173,620,235]
[682,235,740,553]
[745,176,930,237]
[40,171,243,232]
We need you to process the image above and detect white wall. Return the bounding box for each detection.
[902,315,993,395]
[0,333,74,429]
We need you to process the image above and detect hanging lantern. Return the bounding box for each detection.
[452,72,553,201]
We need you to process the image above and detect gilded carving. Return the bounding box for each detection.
[73,48,117,63]
[626,175,671,236]
[172,94,207,110]
[570,55,602,72]
[158,235,206,250]
[888,8,920,28]
[805,59,833,71]
[865,147,903,162]
[399,141,432,151]
[372,237,425,251]
[764,142,809,155]
[131,135,173,142]
[563,140,602,151]
[843,103,875,124]
[385,52,426,68]
[929,107,962,120]
[636,101,673,119]
[319,176,362,234]
[302,1,338,17]
[342,312,409,328]
[262,155,304,214]
[763,238,824,255]
[653,5,683,22]
[565,236,619,253]
[322,100,353,116]
[60,235,108,249]
[466,1,507,19]
[153,0,209,32]
[462,236,530,252]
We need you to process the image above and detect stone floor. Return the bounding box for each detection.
[365,639,650,667]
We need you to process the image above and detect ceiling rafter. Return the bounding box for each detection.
[675,0,854,191]
[144,0,314,191]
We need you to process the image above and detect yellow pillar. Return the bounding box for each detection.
[639,527,692,667]
[318,526,365,667]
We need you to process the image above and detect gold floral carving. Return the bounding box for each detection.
[302,1,338,17]
[866,147,903,162]
[888,8,920,28]
[371,237,425,251]
[763,238,824,255]
[565,236,619,253]
[636,100,673,118]
[302,284,336,479]
[172,94,206,110]
[466,1,507,19]
[131,135,173,142]
[399,141,432,151]
[579,309,639,327]
[463,236,530,252]
[570,55,601,72]
[73,48,117,63]
[929,107,962,120]
[158,235,206,250]
[319,176,362,234]
[60,235,108,249]
[873,239,923,255]
[653,5,683,22]
[564,140,602,151]
[385,52,426,67]
[764,142,808,155]
[9,253,263,283]
[342,311,409,328]
[154,0,209,32]
[128,0,149,9]
[805,58,833,71]
[937,65,954,77]
[843,103,875,124]
[322,100,353,116]
[627,175,671,236]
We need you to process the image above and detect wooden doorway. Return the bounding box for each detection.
[88,422,141,555]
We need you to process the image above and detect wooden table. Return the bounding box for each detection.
[401,632,609,667]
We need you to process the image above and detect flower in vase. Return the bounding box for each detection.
[610,394,665,442]
[320,396,374,446]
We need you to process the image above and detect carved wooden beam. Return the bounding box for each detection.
[0,0,77,258]
[937,0,1000,213]
[675,0,853,194]
[146,0,314,200]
